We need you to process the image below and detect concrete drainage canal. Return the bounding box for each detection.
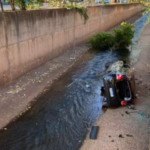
[0,14,149,150]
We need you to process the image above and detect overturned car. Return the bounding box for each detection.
[101,60,136,108]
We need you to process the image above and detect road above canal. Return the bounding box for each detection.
[0,13,149,150]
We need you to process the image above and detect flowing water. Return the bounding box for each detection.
[0,14,149,150]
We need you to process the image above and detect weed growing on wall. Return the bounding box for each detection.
[89,22,135,51]
[65,3,89,23]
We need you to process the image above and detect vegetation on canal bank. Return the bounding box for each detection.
[88,22,135,51]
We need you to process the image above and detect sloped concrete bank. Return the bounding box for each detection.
[0,3,143,86]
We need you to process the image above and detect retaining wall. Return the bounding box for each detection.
[0,3,143,85]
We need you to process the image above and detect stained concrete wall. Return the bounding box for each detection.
[0,3,143,85]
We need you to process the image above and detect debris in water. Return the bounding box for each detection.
[86,84,90,88]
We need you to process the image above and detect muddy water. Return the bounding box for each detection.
[0,14,149,150]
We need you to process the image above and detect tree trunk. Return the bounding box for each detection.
[0,0,3,12]
[21,1,26,10]
[10,0,15,11]
[21,6,26,10]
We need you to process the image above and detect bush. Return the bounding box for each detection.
[88,32,115,50]
[114,22,135,49]
[89,22,135,51]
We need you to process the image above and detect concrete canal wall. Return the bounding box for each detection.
[0,3,143,85]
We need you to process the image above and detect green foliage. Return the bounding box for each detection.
[47,0,63,7]
[113,22,135,49]
[14,0,26,9]
[88,32,115,50]
[4,0,9,3]
[14,0,44,10]
[26,0,44,10]
[76,6,89,23]
[131,0,150,18]
[89,22,135,51]
[65,3,89,23]
[144,6,150,14]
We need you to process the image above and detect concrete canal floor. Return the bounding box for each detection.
[81,23,150,150]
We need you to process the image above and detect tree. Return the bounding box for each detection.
[7,0,45,10]
[0,0,3,12]
[14,0,26,10]
[11,0,15,10]
[4,0,15,10]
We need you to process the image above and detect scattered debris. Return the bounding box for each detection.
[138,111,149,118]
[109,135,111,138]
[119,134,124,138]
[125,109,149,119]
[125,110,137,115]
[136,94,139,97]
[102,106,108,111]
[126,134,133,137]
[6,87,22,94]
[90,126,99,140]
[3,128,7,131]
[111,140,114,142]
[125,111,130,115]
[127,105,135,110]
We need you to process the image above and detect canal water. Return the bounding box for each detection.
[0,14,149,150]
